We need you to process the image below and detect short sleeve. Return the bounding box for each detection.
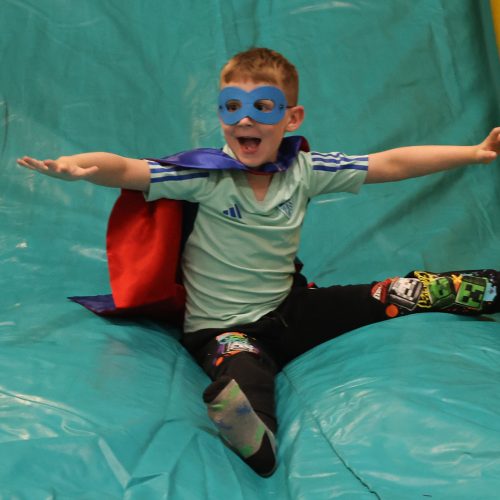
[308,151,368,198]
[145,161,212,202]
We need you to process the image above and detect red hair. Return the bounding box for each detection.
[220,47,299,105]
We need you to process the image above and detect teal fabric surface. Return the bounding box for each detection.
[1,1,499,498]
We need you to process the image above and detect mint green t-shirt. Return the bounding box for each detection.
[147,146,368,333]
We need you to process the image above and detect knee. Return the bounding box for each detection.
[208,332,278,386]
[211,332,263,368]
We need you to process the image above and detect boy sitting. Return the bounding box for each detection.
[17,47,500,477]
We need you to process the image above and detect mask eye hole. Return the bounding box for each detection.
[225,99,242,112]
[254,99,275,113]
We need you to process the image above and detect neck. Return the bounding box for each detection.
[245,171,273,201]
[245,169,274,176]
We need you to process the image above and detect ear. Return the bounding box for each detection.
[285,106,305,132]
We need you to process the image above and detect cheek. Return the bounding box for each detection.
[268,128,286,144]
[219,120,231,135]
[220,126,232,141]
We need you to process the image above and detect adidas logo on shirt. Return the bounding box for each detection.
[223,204,242,219]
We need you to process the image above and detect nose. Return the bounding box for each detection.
[236,115,255,126]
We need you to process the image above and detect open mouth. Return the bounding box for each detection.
[237,136,261,154]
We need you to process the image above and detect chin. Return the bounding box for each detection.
[241,158,269,169]
[238,151,275,168]
[239,158,261,167]
[234,151,262,167]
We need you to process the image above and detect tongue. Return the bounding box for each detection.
[240,138,260,154]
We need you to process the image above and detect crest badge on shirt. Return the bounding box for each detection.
[277,199,294,218]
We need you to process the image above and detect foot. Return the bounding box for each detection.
[203,376,277,477]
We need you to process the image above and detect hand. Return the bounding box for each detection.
[475,127,500,164]
[16,156,99,181]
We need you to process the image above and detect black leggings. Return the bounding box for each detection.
[182,269,499,432]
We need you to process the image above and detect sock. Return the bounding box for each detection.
[203,376,277,477]
[371,269,499,318]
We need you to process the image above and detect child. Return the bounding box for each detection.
[17,48,500,477]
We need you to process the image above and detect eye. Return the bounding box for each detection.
[225,99,242,112]
[254,99,275,113]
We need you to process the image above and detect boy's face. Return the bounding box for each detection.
[218,80,304,168]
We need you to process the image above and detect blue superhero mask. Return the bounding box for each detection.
[218,86,288,125]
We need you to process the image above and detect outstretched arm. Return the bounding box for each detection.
[17,152,150,192]
[366,127,500,183]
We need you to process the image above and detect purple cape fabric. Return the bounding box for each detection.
[146,135,305,172]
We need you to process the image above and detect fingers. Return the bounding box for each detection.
[478,127,500,162]
[486,127,500,147]
[16,156,50,172]
[479,150,498,163]
[494,130,500,148]
[17,156,100,180]
[17,156,61,177]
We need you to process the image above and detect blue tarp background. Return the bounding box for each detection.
[1,0,499,498]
